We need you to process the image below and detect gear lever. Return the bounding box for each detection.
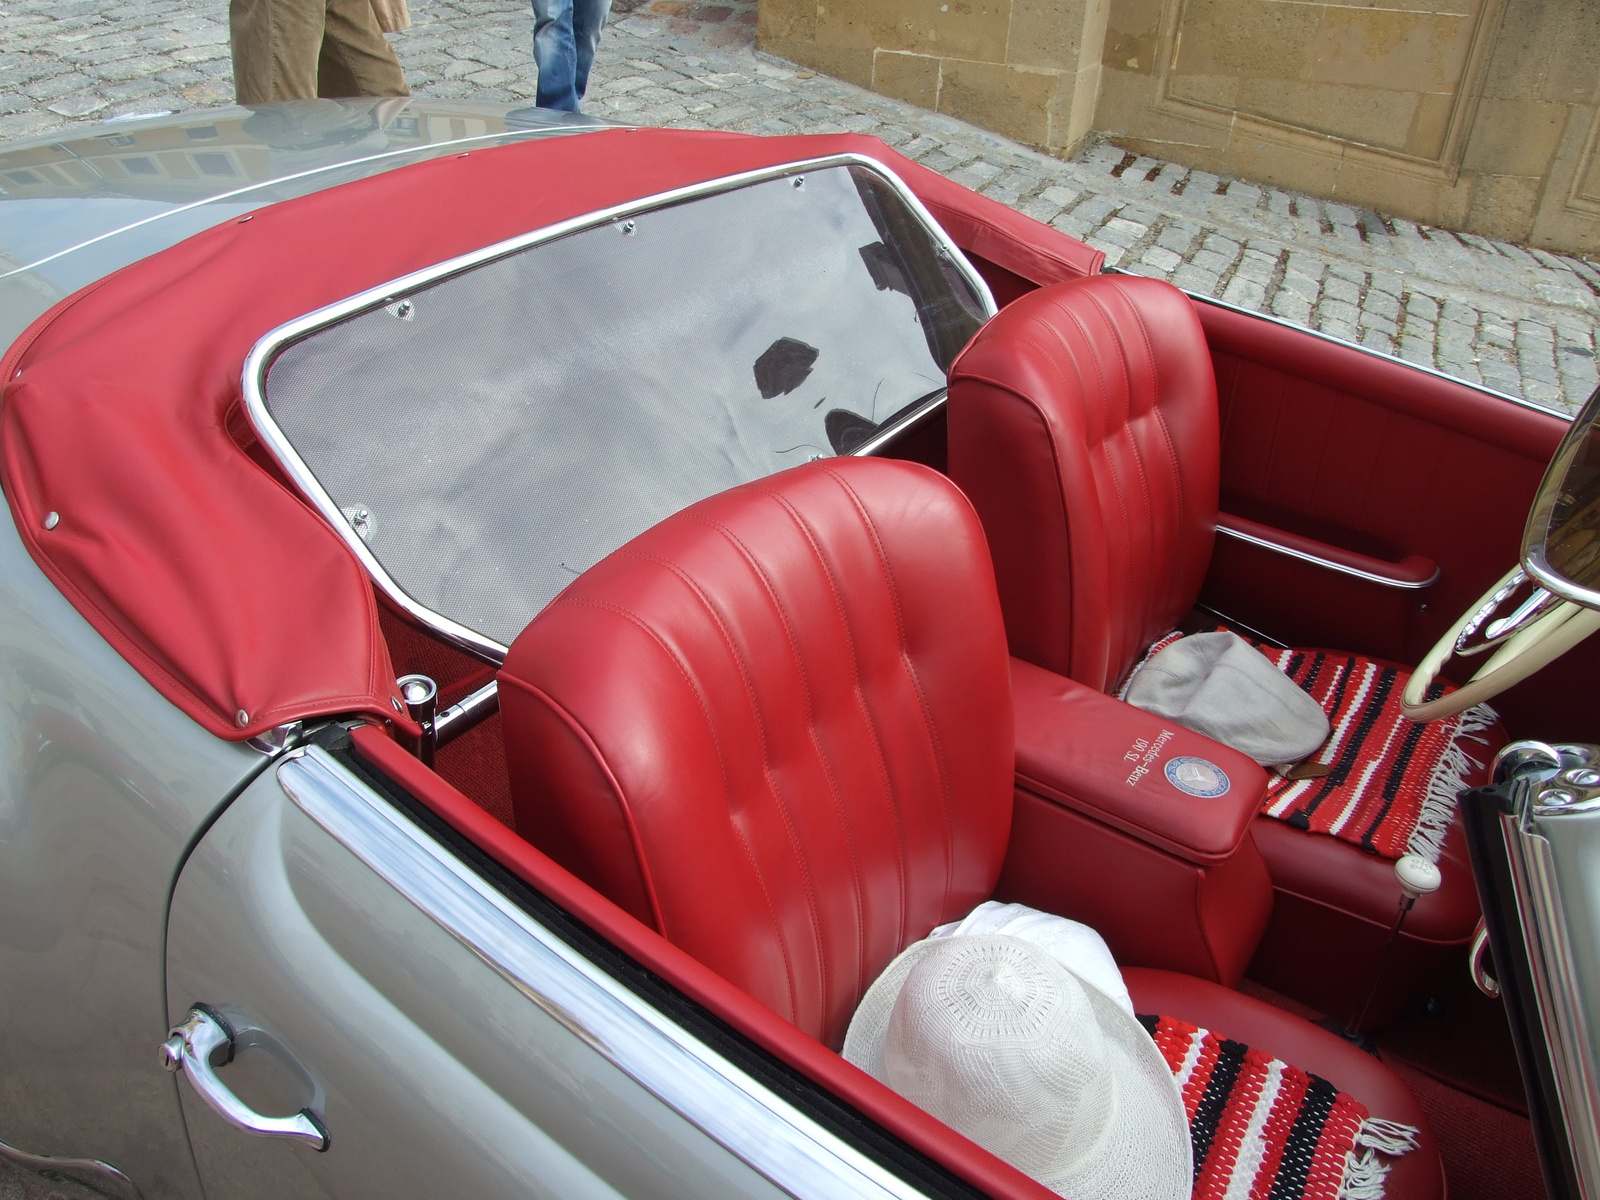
[1335,853,1442,1047]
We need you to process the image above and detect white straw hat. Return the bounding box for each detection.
[843,935,1191,1200]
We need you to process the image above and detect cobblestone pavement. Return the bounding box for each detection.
[2,0,1598,412]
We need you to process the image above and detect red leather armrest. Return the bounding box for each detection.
[1011,658,1267,865]
[1216,513,1439,589]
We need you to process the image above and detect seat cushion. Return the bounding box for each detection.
[1123,633,1500,943]
[948,274,1220,693]
[1125,968,1445,1200]
[499,457,1016,1048]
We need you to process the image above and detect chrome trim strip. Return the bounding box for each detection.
[1502,805,1600,1200]
[1214,522,1441,589]
[242,154,996,665]
[0,1137,142,1200]
[0,125,597,281]
[850,388,948,459]
[1170,284,1574,422]
[433,678,500,746]
[277,746,932,1200]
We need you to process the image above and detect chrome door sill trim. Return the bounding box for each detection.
[277,745,933,1200]
[241,153,996,668]
[0,1137,142,1200]
[1213,522,1441,589]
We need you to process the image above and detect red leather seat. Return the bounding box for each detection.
[500,457,1442,1200]
[945,274,1492,1012]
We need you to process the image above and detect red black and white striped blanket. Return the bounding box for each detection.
[1140,1014,1418,1200]
[1126,632,1501,863]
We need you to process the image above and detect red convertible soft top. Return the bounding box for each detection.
[0,127,1102,741]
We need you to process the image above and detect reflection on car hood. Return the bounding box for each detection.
[0,99,604,351]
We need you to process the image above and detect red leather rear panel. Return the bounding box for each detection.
[499,458,1015,1048]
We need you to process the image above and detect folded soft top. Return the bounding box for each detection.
[0,127,1102,740]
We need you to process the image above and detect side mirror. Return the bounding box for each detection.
[1525,385,1600,610]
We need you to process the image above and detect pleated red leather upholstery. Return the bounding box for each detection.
[499,458,1015,1048]
[947,273,1220,693]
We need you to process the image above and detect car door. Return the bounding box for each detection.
[164,727,915,1200]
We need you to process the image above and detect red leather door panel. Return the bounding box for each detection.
[1193,300,1595,739]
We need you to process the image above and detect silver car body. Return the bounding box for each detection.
[2,97,1598,1200]
[0,100,908,1200]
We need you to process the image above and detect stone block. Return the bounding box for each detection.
[1364,289,1400,321]
[872,50,939,109]
[1323,275,1361,305]
[1279,270,1319,304]
[1399,335,1434,365]
[1464,172,1542,244]
[1141,245,1182,272]
[1172,264,1220,294]
[1156,223,1199,253]
[1406,292,1440,322]
[1271,289,1312,325]
[1010,0,1109,73]
[814,0,1007,60]
[1096,215,1147,245]
[1361,328,1396,356]
[1462,98,1567,178]
[1359,310,1398,337]
[1222,275,1266,309]
[1319,297,1359,326]
[937,58,1071,149]
[46,92,108,117]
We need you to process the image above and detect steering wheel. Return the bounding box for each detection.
[1401,564,1600,722]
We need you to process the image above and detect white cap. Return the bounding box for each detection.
[843,936,1191,1200]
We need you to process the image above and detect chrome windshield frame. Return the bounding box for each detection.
[240,153,997,665]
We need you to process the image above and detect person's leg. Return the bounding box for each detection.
[531,0,579,111]
[318,0,410,97]
[570,0,612,104]
[230,0,324,102]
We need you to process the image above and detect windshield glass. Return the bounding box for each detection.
[258,161,989,650]
[1528,390,1600,601]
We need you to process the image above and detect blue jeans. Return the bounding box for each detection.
[532,0,612,111]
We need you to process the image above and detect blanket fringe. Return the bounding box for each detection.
[1340,1150,1392,1200]
[1404,702,1498,863]
[1356,1117,1421,1156]
[1338,1118,1419,1200]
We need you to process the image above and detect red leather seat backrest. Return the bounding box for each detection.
[499,458,1015,1048]
[947,274,1221,692]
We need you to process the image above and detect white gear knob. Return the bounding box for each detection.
[1395,854,1442,900]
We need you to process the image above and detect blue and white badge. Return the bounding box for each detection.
[1165,756,1231,798]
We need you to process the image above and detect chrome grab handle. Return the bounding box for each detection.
[1469,920,1500,999]
[160,1007,329,1151]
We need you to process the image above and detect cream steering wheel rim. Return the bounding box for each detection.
[1401,564,1600,722]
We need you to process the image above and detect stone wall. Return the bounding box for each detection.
[758,0,1600,253]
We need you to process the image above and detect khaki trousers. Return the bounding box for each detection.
[232,0,410,103]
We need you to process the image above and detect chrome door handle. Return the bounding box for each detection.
[1469,919,1500,999]
[160,1007,329,1151]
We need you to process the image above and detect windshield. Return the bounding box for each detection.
[257,160,990,650]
